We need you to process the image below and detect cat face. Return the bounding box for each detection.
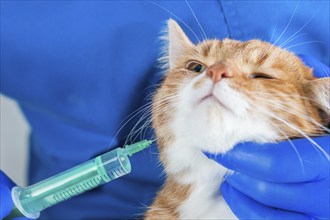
[152,19,329,154]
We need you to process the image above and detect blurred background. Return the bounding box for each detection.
[1,94,29,186]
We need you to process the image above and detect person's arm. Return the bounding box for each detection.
[205,55,330,220]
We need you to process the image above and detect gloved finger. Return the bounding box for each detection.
[225,172,329,217]
[221,182,310,220]
[298,54,330,78]
[0,170,15,219]
[205,136,329,182]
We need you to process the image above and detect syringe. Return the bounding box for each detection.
[6,140,152,219]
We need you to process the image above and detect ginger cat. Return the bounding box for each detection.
[145,19,329,219]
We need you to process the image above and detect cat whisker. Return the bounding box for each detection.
[273,4,298,46]
[257,106,330,161]
[149,1,201,42]
[279,33,306,48]
[141,120,153,139]
[127,111,152,138]
[125,107,154,145]
[111,93,178,146]
[122,116,151,146]
[285,40,324,50]
[244,90,329,132]
[264,115,306,176]
[321,67,330,77]
[250,95,329,133]
[244,90,320,104]
[269,23,278,44]
[185,0,208,41]
[110,85,179,146]
[144,83,162,94]
[123,94,181,146]
[109,101,155,148]
[280,11,315,48]
[244,89,330,116]
[135,117,153,140]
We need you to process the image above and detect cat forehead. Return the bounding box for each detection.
[192,39,313,79]
[196,39,281,60]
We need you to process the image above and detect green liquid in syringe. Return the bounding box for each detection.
[9,140,152,219]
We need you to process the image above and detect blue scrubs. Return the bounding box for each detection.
[1,1,329,219]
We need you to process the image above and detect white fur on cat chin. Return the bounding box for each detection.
[163,72,279,219]
[165,140,237,219]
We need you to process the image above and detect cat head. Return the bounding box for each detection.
[152,19,329,155]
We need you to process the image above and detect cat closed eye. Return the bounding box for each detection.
[249,73,274,79]
[186,61,205,73]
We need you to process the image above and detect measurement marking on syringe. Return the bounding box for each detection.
[87,182,93,188]
[30,165,98,197]
[69,188,76,196]
[77,184,84,191]
[56,193,64,201]
[63,191,69,198]
[90,179,98,186]
[71,187,78,195]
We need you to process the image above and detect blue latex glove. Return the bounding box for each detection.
[205,55,330,220]
[0,170,15,219]
[0,170,28,220]
[206,137,329,219]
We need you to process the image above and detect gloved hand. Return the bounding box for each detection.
[206,137,329,219]
[0,170,28,220]
[204,55,330,220]
[0,170,16,219]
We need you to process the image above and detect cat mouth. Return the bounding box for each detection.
[198,94,231,111]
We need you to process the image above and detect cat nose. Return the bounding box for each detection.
[206,62,233,83]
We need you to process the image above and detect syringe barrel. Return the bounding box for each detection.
[12,148,131,219]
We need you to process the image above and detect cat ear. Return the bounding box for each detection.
[166,19,193,69]
[306,78,330,121]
